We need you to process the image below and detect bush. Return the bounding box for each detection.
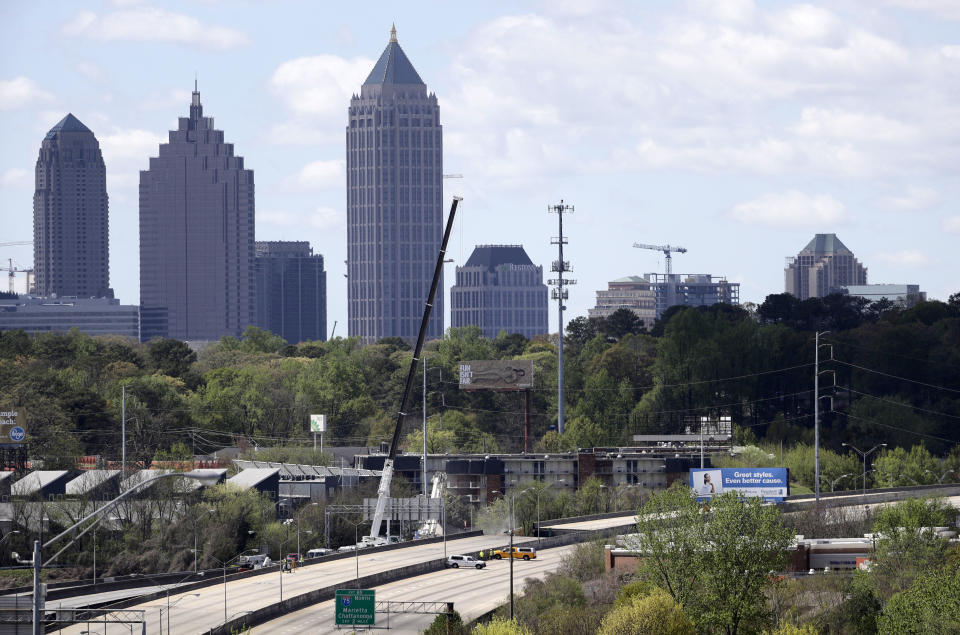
[598,588,695,635]
[474,617,532,635]
[559,539,606,582]
[877,566,960,634]
[423,610,464,635]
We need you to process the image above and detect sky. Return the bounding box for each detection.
[1,0,958,337]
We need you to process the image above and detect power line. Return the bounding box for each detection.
[841,386,960,420]
[833,360,960,394]
[835,411,958,444]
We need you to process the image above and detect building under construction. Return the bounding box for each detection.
[590,273,739,322]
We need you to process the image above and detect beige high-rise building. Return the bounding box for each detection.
[785,234,867,300]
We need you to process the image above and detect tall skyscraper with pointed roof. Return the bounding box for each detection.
[139,84,255,341]
[33,114,112,298]
[785,233,867,299]
[347,26,443,343]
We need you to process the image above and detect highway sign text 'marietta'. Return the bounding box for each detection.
[335,589,375,626]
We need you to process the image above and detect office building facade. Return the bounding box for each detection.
[254,241,327,344]
[0,296,138,338]
[33,114,112,299]
[347,26,444,344]
[588,276,657,325]
[450,245,548,340]
[139,84,255,341]
[844,284,925,307]
[785,234,867,300]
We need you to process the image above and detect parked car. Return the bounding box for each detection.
[492,546,537,560]
[338,544,358,552]
[306,548,331,559]
[446,554,485,569]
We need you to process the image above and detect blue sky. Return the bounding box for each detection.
[2,0,958,336]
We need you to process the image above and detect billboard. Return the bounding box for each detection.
[689,468,789,502]
[0,411,26,445]
[458,360,534,391]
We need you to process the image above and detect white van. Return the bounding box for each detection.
[306,548,330,559]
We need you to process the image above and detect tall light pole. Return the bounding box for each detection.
[842,442,887,498]
[508,487,533,620]
[211,548,257,624]
[535,480,564,544]
[548,200,575,435]
[28,470,221,635]
[822,473,853,493]
[193,508,215,574]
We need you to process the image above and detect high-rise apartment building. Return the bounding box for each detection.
[139,84,255,342]
[33,114,112,298]
[450,245,548,340]
[347,26,443,344]
[785,234,867,300]
[254,241,327,344]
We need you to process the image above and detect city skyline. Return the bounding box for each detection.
[1,2,958,338]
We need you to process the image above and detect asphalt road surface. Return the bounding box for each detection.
[256,544,577,634]
[53,533,540,635]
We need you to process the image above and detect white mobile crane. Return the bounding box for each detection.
[367,197,462,541]
[633,242,687,276]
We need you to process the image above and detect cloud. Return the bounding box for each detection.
[884,0,960,21]
[63,8,250,50]
[876,250,930,267]
[943,216,960,234]
[878,186,940,212]
[76,61,102,81]
[791,108,917,144]
[289,160,345,190]
[269,55,373,118]
[259,207,344,231]
[98,128,165,163]
[1,169,30,188]
[0,77,53,111]
[730,190,851,228]
[138,88,192,111]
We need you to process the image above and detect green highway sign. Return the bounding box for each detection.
[335,589,375,626]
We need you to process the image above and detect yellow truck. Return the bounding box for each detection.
[492,546,537,560]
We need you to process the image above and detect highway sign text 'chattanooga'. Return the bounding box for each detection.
[336,589,375,626]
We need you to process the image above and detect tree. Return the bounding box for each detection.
[473,617,532,635]
[601,308,645,341]
[148,338,197,378]
[696,492,793,634]
[598,588,695,635]
[626,483,704,609]
[869,497,955,599]
[877,565,960,634]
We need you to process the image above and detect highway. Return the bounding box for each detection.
[54,533,540,635]
[256,544,576,634]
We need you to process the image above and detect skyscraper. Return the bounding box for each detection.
[347,26,443,343]
[33,114,112,298]
[785,234,867,300]
[254,241,327,344]
[450,245,548,340]
[139,84,255,341]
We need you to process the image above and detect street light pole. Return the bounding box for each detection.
[843,443,887,498]
[29,470,221,635]
[536,480,564,544]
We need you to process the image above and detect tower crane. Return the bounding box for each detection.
[633,243,687,276]
[0,242,33,294]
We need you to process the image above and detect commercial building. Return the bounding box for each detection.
[347,26,444,344]
[450,244,548,340]
[0,296,139,338]
[785,233,867,300]
[33,114,112,299]
[254,241,327,344]
[139,83,255,342]
[843,284,925,308]
[588,276,657,325]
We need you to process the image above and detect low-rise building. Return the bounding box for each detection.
[0,295,139,338]
[843,284,925,307]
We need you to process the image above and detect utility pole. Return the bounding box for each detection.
[548,201,575,435]
[121,384,127,480]
[814,331,831,503]
[423,355,428,496]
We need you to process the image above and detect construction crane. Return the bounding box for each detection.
[368,196,461,541]
[633,243,688,276]
[0,243,33,294]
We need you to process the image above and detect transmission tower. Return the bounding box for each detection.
[548,200,576,435]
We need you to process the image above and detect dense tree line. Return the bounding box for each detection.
[0,293,958,466]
